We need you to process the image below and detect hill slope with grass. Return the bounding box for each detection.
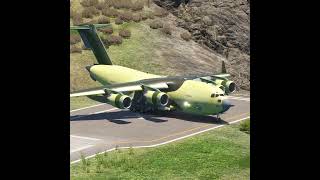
[71,0,230,92]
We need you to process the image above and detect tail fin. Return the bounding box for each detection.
[70,24,112,65]
[221,61,227,73]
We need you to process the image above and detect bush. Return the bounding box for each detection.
[180,31,192,41]
[119,29,131,38]
[119,12,133,22]
[161,24,172,35]
[132,14,141,22]
[72,13,83,25]
[98,16,110,24]
[70,34,81,45]
[106,35,123,45]
[115,17,123,25]
[82,6,99,18]
[80,0,99,7]
[141,13,148,20]
[70,46,82,53]
[239,119,250,134]
[154,7,169,17]
[101,8,119,17]
[99,27,113,34]
[95,2,106,10]
[131,2,144,11]
[70,10,76,19]
[149,20,163,29]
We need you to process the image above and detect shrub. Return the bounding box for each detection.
[80,0,99,7]
[70,34,81,44]
[109,0,133,9]
[99,27,113,34]
[180,31,192,41]
[239,119,250,134]
[161,24,172,35]
[72,13,83,25]
[98,16,110,24]
[119,12,133,22]
[131,2,144,11]
[106,35,123,45]
[115,17,123,25]
[70,10,76,19]
[149,20,163,29]
[82,6,99,18]
[154,7,169,17]
[132,14,141,22]
[141,13,148,20]
[70,46,82,53]
[101,8,119,17]
[95,2,106,10]
[119,29,131,38]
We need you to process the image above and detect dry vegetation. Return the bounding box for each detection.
[98,16,110,24]
[72,13,83,25]
[149,19,163,29]
[119,12,133,22]
[70,46,82,53]
[99,27,113,34]
[70,34,82,45]
[115,17,124,25]
[106,35,123,45]
[80,0,99,7]
[119,29,131,38]
[102,8,119,17]
[180,31,192,41]
[154,7,169,17]
[82,6,100,18]
[161,24,172,35]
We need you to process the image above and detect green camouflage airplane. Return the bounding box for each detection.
[70,24,236,119]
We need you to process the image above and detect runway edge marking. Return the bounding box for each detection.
[70,103,104,113]
[71,116,250,164]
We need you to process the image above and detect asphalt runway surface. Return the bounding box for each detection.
[70,94,250,163]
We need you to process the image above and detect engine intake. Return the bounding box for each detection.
[222,80,236,94]
[106,93,132,109]
[144,90,169,107]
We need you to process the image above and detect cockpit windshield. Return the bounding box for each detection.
[211,93,225,98]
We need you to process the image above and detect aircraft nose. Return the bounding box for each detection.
[221,99,233,113]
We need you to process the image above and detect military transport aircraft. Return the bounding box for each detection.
[70,24,236,119]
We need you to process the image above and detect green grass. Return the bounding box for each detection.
[70,121,250,179]
[70,96,101,110]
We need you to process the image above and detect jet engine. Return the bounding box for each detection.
[144,90,169,107]
[221,80,236,94]
[106,93,132,109]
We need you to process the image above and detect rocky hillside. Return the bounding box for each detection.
[154,0,250,90]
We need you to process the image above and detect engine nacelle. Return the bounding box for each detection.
[222,80,236,94]
[210,79,236,94]
[144,90,169,107]
[106,93,132,109]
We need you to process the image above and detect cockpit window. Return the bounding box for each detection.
[211,93,221,98]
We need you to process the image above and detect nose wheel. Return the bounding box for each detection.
[216,113,221,121]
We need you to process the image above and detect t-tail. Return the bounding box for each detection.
[70,24,112,65]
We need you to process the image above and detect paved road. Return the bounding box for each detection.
[70,94,250,163]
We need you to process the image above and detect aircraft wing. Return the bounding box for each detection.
[70,81,169,97]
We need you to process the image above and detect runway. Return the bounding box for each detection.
[70,94,250,163]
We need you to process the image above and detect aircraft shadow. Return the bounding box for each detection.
[70,110,228,125]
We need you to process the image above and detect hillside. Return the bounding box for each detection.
[70,0,249,92]
[154,0,250,90]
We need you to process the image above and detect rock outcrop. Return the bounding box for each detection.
[154,0,250,90]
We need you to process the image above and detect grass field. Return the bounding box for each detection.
[70,121,250,179]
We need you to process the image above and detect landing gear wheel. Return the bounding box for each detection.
[216,114,221,122]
